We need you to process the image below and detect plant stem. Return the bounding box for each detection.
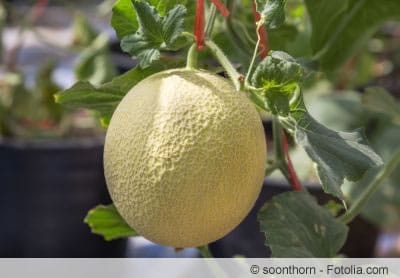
[190,0,224,68]
[251,1,268,58]
[250,1,302,191]
[272,117,303,190]
[194,0,205,50]
[265,161,279,176]
[281,131,302,191]
[186,43,199,69]
[340,150,400,224]
[198,245,213,258]
[272,117,284,163]
[182,31,195,39]
[209,0,230,17]
[244,21,262,88]
[204,4,217,38]
[272,118,290,180]
[248,90,267,111]
[205,40,243,91]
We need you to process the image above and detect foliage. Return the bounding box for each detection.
[120,2,187,68]
[258,191,348,257]
[305,0,400,72]
[71,14,117,86]
[55,60,182,126]
[343,89,400,228]
[0,9,116,138]
[0,62,65,138]
[84,205,137,241]
[112,0,193,68]
[57,0,400,257]
[255,0,287,29]
[251,51,383,199]
[75,34,117,86]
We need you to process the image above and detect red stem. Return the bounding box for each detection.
[281,131,302,191]
[194,0,230,50]
[210,0,230,17]
[251,2,268,59]
[194,0,205,50]
[251,1,302,191]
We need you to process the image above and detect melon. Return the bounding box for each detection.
[104,69,266,247]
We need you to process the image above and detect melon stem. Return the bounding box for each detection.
[205,40,243,91]
[186,44,199,69]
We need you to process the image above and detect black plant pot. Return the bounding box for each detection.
[209,179,379,258]
[0,137,126,257]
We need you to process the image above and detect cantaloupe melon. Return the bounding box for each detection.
[104,69,266,247]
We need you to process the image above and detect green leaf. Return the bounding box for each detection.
[287,97,384,199]
[56,61,181,125]
[258,191,348,257]
[344,124,400,228]
[156,0,188,15]
[161,5,187,45]
[84,204,137,241]
[268,24,299,51]
[55,81,123,124]
[251,51,383,199]
[111,0,139,39]
[75,34,117,86]
[362,87,400,125]
[111,0,193,39]
[305,0,400,71]
[252,51,304,90]
[120,1,186,68]
[251,51,304,115]
[255,0,287,29]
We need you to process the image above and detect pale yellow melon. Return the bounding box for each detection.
[104,69,266,247]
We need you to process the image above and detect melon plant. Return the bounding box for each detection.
[57,0,400,257]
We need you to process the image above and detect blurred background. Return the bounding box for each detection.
[0,0,399,258]
[0,0,198,258]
